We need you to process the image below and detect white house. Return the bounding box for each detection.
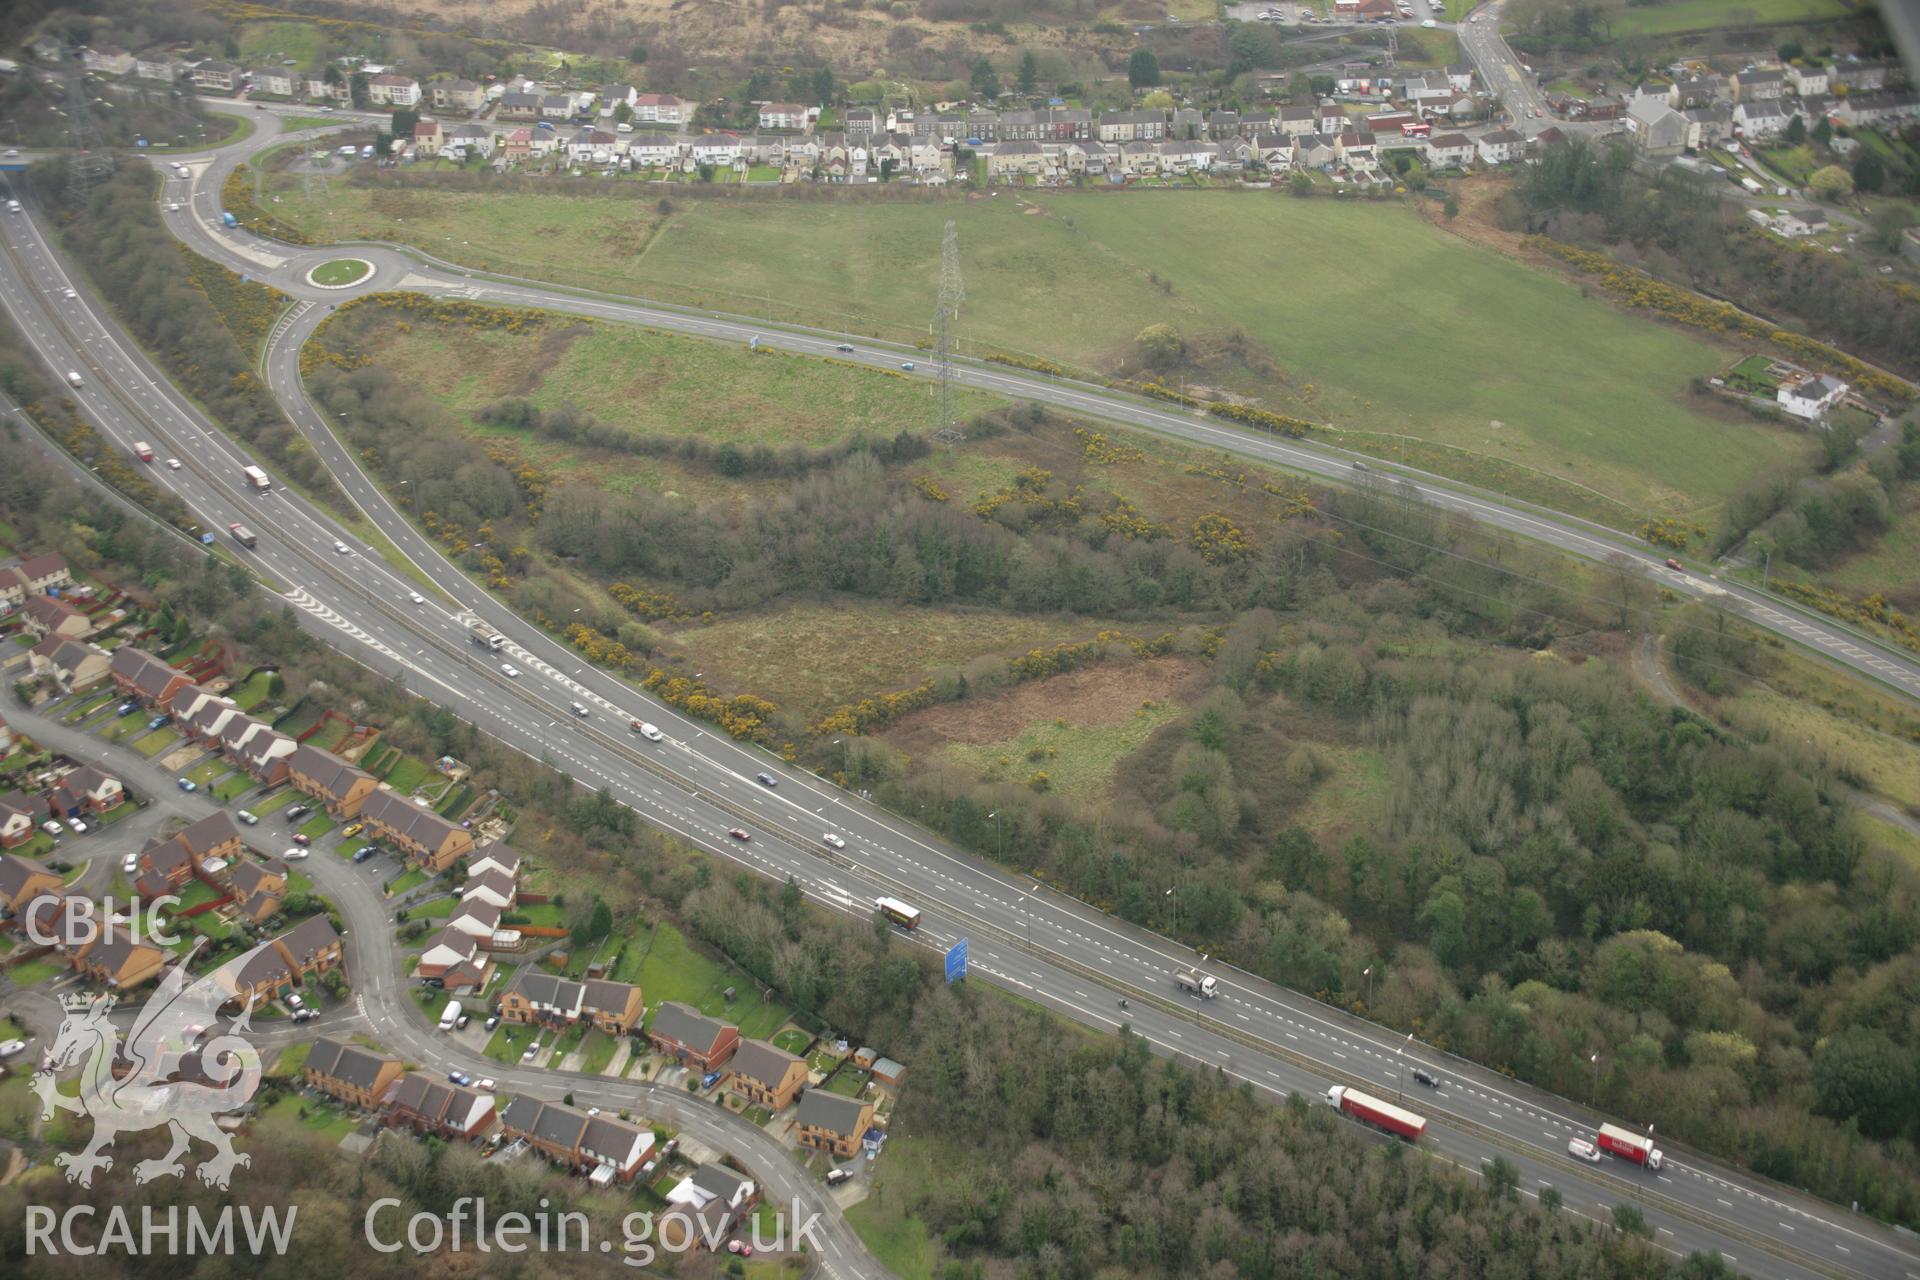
[1786,63,1830,96]
[1777,374,1848,420]
[627,136,681,168]
[1476,128,1526,164]
[690,134,742,166]
[631,93,691,125]
[1424,131,1475,169]
[367,73,421,108]
[441,123,494,159]
[1733,100,1788,140]
[758,103,810,131]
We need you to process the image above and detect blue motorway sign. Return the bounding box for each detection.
[945,938,969,984]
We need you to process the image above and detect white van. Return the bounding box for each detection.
[65,370,83,388]
[5,199,21,213]
[438,1000,463,1031]
[570,701,589,718]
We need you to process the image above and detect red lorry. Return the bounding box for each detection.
[132,441,154,463]
[1596,1123,1663,1170]
[1327,1085,1426,1143]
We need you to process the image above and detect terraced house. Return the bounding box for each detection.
[646,1002,739,1073]
[794,1090,875,1159]
[304,1037,403,1109]
[498,1097,655,1184]
[383,1072,496,1140]
[72,925,168,990]
[498,972,646,1036]
[358,790,472,872]
[213,914,344,1009]
[109,646,191,707]
[134,811,243,897]
[287,744,377,817]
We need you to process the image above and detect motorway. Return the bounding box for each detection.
[4,107,1920,1278]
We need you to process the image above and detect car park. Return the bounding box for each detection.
[1568,1137,1603,1163]
[727,828,751,841]
[823,833,845,850]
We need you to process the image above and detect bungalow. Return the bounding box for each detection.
[1424,131,1475,169]
[30,638,111,694]
[498,1097,654,1182]
[305,1037,404,1110]
[358,789,473,872]
[1477,128,1527,165]
[416,926,492,991]
[431,78,485,113]
[500,971,646,1035]
[251,67,296,97]
[467,841,522,881]
[631,93,691,125]
[0,853,62,915]
[1733,100,1788,140]
[727,1039,808,1111]
[73,926,168,989]
[498,91,542,121]
[191,60,239,93]
[794,1090,875,1159]
[384,1072,496,1140]
[0,793,39,851]
[228,857,288,924]
[288,744,378,817]
[647,1001,740,1073]
[1787,63,1830,97]
[21,594,90,641]
[1098,109,1167,143]
[1733,69,1785,102]
[49,764,122,819]
[1777,373,1849,421]
[367,73,421,107]
[758,103,810,131]
[213,914,344,1009]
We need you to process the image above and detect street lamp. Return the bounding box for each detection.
[1590,1051,1600,1102]
[987,810,1002,860]
[1363,964,1373,1010]
[1165,885,1177,936]
[1397,1031,1412,1103]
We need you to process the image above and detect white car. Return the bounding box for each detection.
[1567,1138,1603,1163]
[477,1077,496,1092]
[41,820,62,836]
[62,287,76,299]
[165,457,181,470]
[0,1039,27,1058]
[500,663,521,678]
[282,846,309,860]
[165,203,180,212]
[333,540,351,555]
[407,591,424,604]
[121,853,138,874]
[66,817,87,834]
[823,833,846,850]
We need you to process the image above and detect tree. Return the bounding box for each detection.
[811,67,834,104]
[1814,1027,1916,1136]
[1443,193,1460,218]
[391,107,418,138]
[1851,150,1885,193]
[1134,323,1184,370]
[1017,50,1039,96]
[629,45,648,64]
[1871,203,1919,254]
[1777,40,1805,61]
[1808,164,1853,200]
[970,58,1000,100]
[1128,48,1160,90]
[1811,116,1832,147]
[1289,171,1313,197]
[1784,114,1806,145]
[1141,89,1174,109]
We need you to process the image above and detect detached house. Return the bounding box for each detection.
[136,811,242,894]
[384,1071,496,1140]
[0,794,39,850]
[794,1090,875,1159]
[1626,96,1688,156]
[416,926,491,991]
[0,853,62,916]
[288,745,377,817]
[631,93,692,125]
[647,1002,740,1073]
[727,1039,808,1111]
[1424,132,1475,169]
[358,790,472,872]
[1777,373,1848,421]
[49,765,122,819]
[443,123,494,159]
[191,60,239,93]
[498,1097,654,1183]
[305,1037,404,1109]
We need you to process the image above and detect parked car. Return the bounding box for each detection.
[457,1013,471,1029]
[291,1008,317,1023]
[147,714,170,730]
[825,1167,854,1187]
[478,1077,496,1092]
[178,778,197,792]
[121,853,138,874]
[285,805,311,821]
[448,1070,471,1085]
[727,828,751,841]
[236,810,259,825]
[116,701,139,717]
[66,817,87,834]
[521,1040,541,1062]
[285,993,304,1010]
[291,832,311,846]
[342,823,363,837]
[484,1014,500,1031]
[0,1039,27,1058]
[353,845,377,863]
[41,819,62,836]
[282,847,308,861]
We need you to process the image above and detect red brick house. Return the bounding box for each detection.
[647,1002,740,1074]
[383,1072,497,1140]
[305,1037,403,1109]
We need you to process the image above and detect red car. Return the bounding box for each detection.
[727,828,750,842]
[1664,557,1682,571]
[291,833,312,846]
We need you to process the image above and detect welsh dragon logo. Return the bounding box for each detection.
[32,938,265,1189]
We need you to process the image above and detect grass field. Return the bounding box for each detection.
[1722,686,1920,809]
[632,922,791,1040]
[1601,0,1851,36]
[132,727,180,757]
[843,1134,942,1279]
[1814,490,1920,604]
[310,258,372,287]
[274,185,1798,515]
[684,601,1119,720]
[366,317,992,451]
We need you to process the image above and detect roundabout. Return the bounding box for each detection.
[305,256,374,289]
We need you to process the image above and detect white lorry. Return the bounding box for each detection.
[1175,968,1218,998]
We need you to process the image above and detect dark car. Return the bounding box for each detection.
[352,845,378,863]
[116,701,140,717]
[285,805,311,821]
[727,828,751,841]
[291,832,312,846]
[1412,1067,1439,1088]
[835,343,853,353]
[825,1167,854,1186]
[756,772,777,788]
